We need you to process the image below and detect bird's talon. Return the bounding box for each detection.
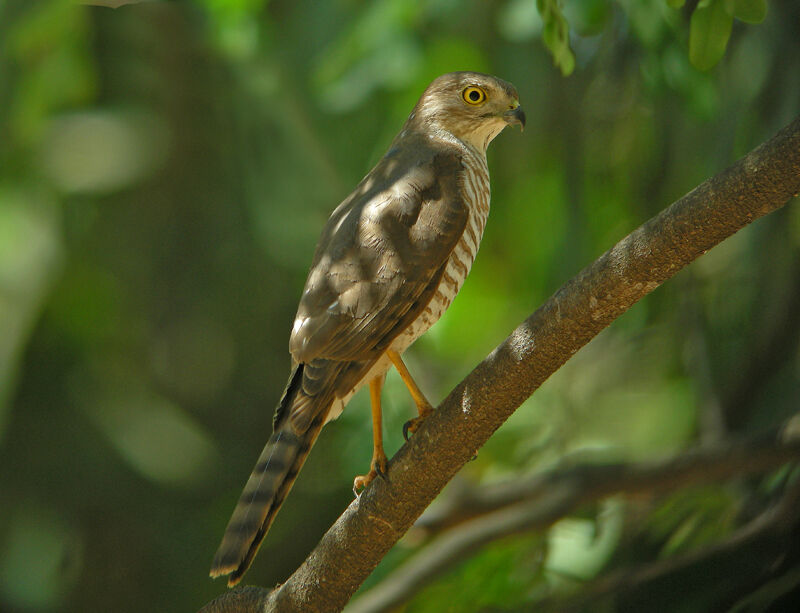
[375,457,388,481]
[403,414,429,441]
[353,473,372,496]
[354,457,386,495]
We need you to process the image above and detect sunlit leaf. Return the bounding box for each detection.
[536,0,576,75]
[545,499,624,581]
[689,0,734,70]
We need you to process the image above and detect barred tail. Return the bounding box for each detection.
[209,364,329,586]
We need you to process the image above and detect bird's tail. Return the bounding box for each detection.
[209,363,330,586]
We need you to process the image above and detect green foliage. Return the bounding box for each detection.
[407,534,545,612]
[536,0,576,75]
[689,0,734,71]
[648,487,738,555]
[1,0,95,147]
[0,0,797,611]
[682,0,769,70]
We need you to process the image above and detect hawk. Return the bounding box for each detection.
[211,71,525,585]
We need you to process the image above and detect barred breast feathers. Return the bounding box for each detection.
[391,140,490,349]
[331,141,491,416]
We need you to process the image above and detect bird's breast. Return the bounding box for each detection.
[391,148,491,352]
[327,149,490,422]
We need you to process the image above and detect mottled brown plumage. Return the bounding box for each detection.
[210,71,524,586]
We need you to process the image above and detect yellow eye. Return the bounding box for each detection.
[462,86,486,105]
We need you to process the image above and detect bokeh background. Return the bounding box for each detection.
[1,1,798,611]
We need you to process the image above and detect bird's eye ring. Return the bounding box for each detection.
[462,86,486,105]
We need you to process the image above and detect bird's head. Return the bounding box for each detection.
[407,71,525,153]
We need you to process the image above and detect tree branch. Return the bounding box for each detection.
[199,116,800,612]
[347,416,800,613]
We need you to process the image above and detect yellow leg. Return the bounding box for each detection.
[353,376,389,495]
[387,349,434,440]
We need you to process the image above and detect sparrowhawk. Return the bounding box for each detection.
[210,71,525,585]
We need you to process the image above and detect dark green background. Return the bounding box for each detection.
[1,1,798,611]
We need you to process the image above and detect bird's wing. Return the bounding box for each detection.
[289,142,467,365]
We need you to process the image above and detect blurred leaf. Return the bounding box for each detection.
[0,190,62,439]
[621,0,678,50]
[536,0,576,75]
[72,362,220,488]
[498,0,542,42]
[40,109,169,194]
[314,0,423,111]
[667,0,686,8]
[3,0,95,145]
[197,0,268,57]
[0,503,82,610]
[724,0,767,23]
[689,0,733,71]
[407,533,545,612]
[648,487,737,555]
[545,499,624,582]
[563,0,613,37]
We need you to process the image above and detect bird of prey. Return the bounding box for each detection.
[210,71,525,586]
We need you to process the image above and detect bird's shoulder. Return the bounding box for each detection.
[310,133,467,259]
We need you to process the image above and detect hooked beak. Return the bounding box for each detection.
[503,105,526,132]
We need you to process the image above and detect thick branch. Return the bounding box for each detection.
[347,417,800,613]
[199,117,800,613]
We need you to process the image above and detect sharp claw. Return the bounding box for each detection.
[403,409,433,441]
[375,459,388,481]
[354,460,386,495]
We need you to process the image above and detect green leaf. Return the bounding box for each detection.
[689,0,734,71]
[536,0,576,76]
[724,0,767,23]
[666,0,686,8]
